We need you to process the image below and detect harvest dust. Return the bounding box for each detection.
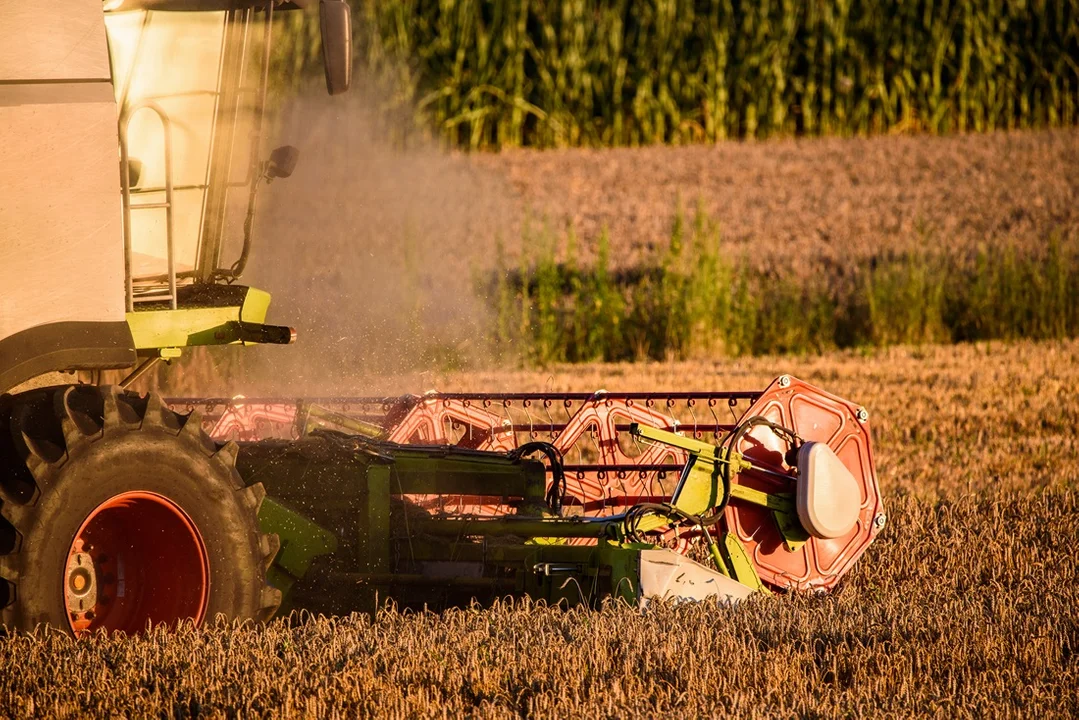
[165,88,519,395]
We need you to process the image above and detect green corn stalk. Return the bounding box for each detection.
[263,0,1076,149]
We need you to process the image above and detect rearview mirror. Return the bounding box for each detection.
[267,145,300,181]
[319,0,352,96]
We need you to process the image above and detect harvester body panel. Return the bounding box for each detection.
[0,2,129,383]
[0,4,306,393]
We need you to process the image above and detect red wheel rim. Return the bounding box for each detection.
[65,491,209,635]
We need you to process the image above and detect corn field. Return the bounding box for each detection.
[274,0,1079,148]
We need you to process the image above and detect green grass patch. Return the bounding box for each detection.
[487,210,1079,363]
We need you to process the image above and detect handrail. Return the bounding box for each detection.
[120,99,177,311]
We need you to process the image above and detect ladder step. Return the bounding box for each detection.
[131,202,170,210]
[132,183,209,194]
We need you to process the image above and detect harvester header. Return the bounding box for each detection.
[160,375,885,615]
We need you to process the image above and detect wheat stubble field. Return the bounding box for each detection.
[1,340,1076,718]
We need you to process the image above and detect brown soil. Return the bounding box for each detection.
[473,129,1079,268]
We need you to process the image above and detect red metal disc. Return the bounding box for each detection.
[65,491,209,635]
[725,376,885,591]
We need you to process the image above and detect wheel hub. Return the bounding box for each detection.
[65,545,98,618]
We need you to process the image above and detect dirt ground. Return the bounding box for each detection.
[474,128,1079,268]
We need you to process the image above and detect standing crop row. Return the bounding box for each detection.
[276,0,1079,148]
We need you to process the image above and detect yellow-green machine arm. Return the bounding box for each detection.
[623,423,813,593]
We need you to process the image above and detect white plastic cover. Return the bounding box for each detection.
[638,548,756,606]
[796,441,861,539]
[0,3,124,342]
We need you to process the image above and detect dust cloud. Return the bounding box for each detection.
[192,85,520,395]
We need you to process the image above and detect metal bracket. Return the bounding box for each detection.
[722,532,770,594]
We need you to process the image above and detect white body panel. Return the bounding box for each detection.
[0,4,240,346]
[0,1,125,343]
[0,2,112,80]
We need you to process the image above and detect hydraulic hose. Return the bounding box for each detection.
[508,441,568,514]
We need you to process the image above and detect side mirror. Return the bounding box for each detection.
[267,145,300,181]
[127,158,143,188]
[319,0,352,96]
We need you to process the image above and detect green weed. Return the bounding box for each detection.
[491,213,1079,363]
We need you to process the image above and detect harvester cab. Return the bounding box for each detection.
[0,2,885,636]
[0,0,350,393]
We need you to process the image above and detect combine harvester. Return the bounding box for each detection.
[0,0,884,635]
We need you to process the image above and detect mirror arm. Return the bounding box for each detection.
[227,162,264,280]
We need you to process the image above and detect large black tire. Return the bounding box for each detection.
[0,385,280,634]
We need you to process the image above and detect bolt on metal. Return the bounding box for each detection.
[857,407,869,422]
[778,375,791,388]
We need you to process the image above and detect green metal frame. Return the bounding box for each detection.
[257,497,338,610]
[242,420,820,614]
[623,423,813,588]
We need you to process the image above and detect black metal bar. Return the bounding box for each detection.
[164,392,761,406]
[328,572,517,590]
[560,464,684,474]
[234,321,295,345]
[413,517,615,538]
[411,391,760,402]
[119,356,162,389]
[496,423,735,433]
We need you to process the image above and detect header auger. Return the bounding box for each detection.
[0,1,883,634]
